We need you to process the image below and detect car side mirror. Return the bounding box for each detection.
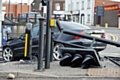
[19,34,25,40]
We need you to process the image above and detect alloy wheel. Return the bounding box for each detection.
[2,47,14,62]
[53,43,64,61]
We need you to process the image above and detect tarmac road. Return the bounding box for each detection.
[0,77,120,80]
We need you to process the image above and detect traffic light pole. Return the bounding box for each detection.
[45,0,52,69]
[37,18,45,70]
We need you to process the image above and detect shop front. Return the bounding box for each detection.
[94,4,120,27]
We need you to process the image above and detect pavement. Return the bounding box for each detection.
[0,51,120,79]
[0,26,119,79]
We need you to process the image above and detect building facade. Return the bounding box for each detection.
[2,3,31,17]
[32,0,65,19]
[52,0,65,19]
[65,0,95,26]
[65,0,120,27]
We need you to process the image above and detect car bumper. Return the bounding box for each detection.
[67,39,107,51]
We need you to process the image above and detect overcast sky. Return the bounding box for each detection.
[2,0,34,5]
[110,0,120,2]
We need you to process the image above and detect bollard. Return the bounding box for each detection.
[118,24,120,28]
[26,13,28,23]
[18,14,20,22]
[35,14,37,23]
[105,23,108,28]
[37,18,45,70]
[24,23,32,60]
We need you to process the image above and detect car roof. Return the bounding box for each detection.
[33,21,90,30]
[60,21,90,30]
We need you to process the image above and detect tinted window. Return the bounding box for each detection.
[32,24,46,37]
[32,25,39,37]
[60,21,90,30]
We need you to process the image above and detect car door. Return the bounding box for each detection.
[13,34,25,55]
[32,25,39,54]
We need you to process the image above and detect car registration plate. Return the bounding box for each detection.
[90,34,101,38]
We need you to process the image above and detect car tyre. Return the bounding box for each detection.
[53,43,64,61]
[2,47,14,62]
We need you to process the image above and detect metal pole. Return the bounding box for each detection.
[50,27,54,62]
[71,0,72,21]
[27,0,30,23]
[21,0,22,18]
[0,0,3,49]
[8,0,10,18]
[37,18,45,70]
[45,0,52,69]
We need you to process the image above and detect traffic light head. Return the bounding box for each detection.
[70,54,83,67]
[59,47,102,69]
[60,53,72,66]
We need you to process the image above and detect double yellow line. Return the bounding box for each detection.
[107,33,118,41]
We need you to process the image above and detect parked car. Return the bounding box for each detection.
[2,21,107,61]
[19,12,41,23]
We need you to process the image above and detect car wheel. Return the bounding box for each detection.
[2,47,14,62]
[53,43,64,61]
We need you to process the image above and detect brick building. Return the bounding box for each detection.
[2,3,31,17]
[32,0,65,18]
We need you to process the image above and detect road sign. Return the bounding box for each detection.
[96,6,104,16]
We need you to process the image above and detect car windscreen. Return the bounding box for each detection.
[32,24,46,37]
[60,21,90,30]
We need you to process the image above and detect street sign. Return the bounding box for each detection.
[96,6,104,16]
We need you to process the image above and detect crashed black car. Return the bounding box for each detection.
[2,21,107,61]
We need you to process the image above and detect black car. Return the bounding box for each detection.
[2,21,107,61]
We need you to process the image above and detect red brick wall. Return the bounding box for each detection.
[95,0,120,6]
[52,0,65,14]
[2,3,31,17]
[32,0,65,16]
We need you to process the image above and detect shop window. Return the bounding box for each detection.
[87,14,90,23]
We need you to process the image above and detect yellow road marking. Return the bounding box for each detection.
[107,33,118,41]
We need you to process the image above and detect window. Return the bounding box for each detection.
[81,1,84,10]
[87,14,90,23]
[68,4,71,11]
[55,3,60,10]
[72,2,74,10]
[32,25,39,37]
[76,2,79,10]
[87,0,91,9]
[63,3,65,10]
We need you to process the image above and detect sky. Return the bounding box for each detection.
[110,0,120,2]
[2,0,34,5]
